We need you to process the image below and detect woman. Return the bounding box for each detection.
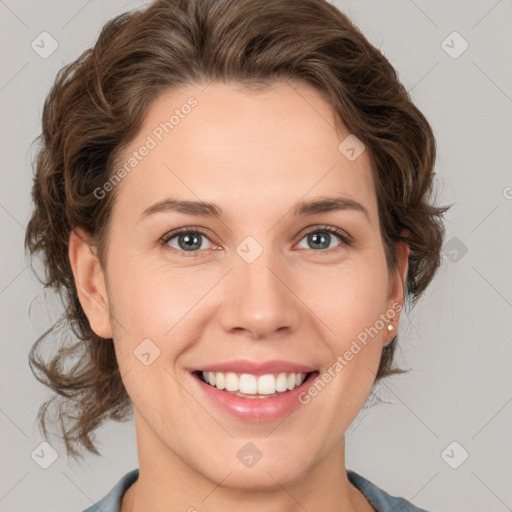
[25,0,449,510]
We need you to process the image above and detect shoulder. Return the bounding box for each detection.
[347,470,432,512]
[82,468,139,512]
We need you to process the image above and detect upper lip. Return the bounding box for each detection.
[190,359,317,376]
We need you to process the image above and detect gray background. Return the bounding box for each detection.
[1,0,511,511]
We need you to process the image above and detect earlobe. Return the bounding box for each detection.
[68,228,112,339]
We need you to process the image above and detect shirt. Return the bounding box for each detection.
[82,468,432,512]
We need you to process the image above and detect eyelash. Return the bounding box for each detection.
[159,225,353,256]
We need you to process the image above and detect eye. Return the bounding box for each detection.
[161,227,216,254]
[296,225,352,251]
[160,224,352,256]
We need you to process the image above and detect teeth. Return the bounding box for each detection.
[201,371,308,395]
[276,373,288,392]
[239,373,257,394]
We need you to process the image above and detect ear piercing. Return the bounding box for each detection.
[384,324,395,348]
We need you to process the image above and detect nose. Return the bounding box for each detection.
[219,249,303,340]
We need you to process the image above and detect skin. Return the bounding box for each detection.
[69,80,409,512]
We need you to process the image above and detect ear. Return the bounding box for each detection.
[385,229,410,343]
[68,228,112,339]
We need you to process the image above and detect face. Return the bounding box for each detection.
[72,80,408,490]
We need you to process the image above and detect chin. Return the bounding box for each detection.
[218,464,310,492]
[200,448,315,492]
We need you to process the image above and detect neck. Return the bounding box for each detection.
[121,412,373,512]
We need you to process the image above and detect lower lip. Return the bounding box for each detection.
[191,372,319,422]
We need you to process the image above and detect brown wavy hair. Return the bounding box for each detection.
[25,0,450,460]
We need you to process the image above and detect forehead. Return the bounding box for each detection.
[110,80,377,223]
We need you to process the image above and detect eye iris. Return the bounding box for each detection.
[308,231,331,250]
[170,229,340,252]
[179,232,202,251]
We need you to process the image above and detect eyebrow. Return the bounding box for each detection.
[138,196,370,222]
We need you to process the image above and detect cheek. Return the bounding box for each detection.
[106,253,226,402]
[300,256,389,344]
[107,249,214,338]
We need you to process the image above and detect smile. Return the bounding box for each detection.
[196,370,310,397]
[191,369,320,422]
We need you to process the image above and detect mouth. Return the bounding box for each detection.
[192,370,319,399]
[188,360,321,421]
